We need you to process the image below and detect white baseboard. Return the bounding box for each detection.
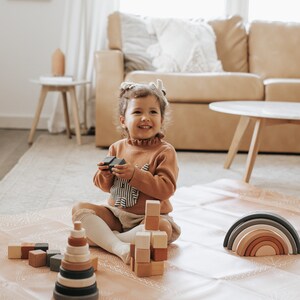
[0,115,48,130]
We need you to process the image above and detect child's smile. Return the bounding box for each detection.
[120,95,162,140]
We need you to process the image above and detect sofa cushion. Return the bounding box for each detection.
[264,79,300,102]
[125,71,264,103]
[208,15,248,73]
[249,21,300,79]
[107,12,247,74]
[147,18,223,73]
[108,12,157,72]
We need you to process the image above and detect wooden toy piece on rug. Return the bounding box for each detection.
[47,249,61,267]
[53,221,99,300]
[8,242,49,259]
[50,254,64,272]
[130,200,168,277]
[29,249,47,267]
[223,211,300,257]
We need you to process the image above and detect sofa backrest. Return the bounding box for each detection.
[208,15,248,72]
[249,20,300,79]
[107,11,248,73]
[108,12,122,50]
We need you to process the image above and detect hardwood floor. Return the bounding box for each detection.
[0,128,49,179]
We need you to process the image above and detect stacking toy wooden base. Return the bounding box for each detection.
[53,221,99,299]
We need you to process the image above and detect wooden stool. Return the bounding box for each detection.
[28,79,90,145]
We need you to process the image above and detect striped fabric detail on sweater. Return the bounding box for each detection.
[110,163,150,208]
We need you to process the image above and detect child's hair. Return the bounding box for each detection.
[119,79,169,119]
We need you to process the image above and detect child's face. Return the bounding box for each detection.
[120,95,163,140]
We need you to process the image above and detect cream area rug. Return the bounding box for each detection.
[1,179,300,299]
[0,134,300,215]
[1,135,300,299]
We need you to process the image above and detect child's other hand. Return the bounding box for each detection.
[111,162,135,181]
[97,162,113,178]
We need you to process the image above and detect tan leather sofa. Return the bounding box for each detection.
[95,12,300,152]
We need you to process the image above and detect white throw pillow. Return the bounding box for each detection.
[147,18,223,73]
[120,13,157,72]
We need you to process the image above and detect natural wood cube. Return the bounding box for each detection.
[8,243,22,259]
[29,250,46,267]
[21,242,35,259]
[135,232,151,249]
[151,248,168,261]
[145,200,160,216]
[135,262,152,277]
[145,216,160,231]
[151,260,164,276]
[151,231,168,248]
[130,257,135,272]
[130,243,135,258]
[135,248,150,263]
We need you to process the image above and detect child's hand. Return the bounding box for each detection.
[97,162,113,178]
[111,162,135,181]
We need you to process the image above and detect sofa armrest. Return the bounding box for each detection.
[95,50,124,147]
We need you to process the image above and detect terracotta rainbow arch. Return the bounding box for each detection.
[223,212,300,257]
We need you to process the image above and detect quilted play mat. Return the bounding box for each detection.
[1,179,300,300]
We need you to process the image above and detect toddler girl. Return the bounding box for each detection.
[72,79,181,264]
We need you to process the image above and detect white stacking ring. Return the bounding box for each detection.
[64,252,90,263]
[57,273,96,288]
[70,228,86,238]
[66,244,89,255]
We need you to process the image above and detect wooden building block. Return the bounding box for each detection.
[130,243,135,258]
[50,254,64,272]
[135,232,151,249]
[145,216,160,231]
[46,249,61,267]
[34,243,49,252]
[135,248,150,263]
[90,255,98,271]
[21,242,35,259]
[135,262,152,277]
[151,260,164,276]
[130,257,135,272]
[8,243,22,259]
[145,200,160,216]
[151,248,168,261]
[29,249,47,267]
[151,231,168,248]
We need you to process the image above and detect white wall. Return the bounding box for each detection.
[0,0,66,129]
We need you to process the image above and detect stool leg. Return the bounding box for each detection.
[69,87,82,145]
[61,91,71,138]
[28,86,48,144]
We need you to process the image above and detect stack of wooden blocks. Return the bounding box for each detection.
[7,241,63,269]
[130,200,168,277]
[53,221,99,300]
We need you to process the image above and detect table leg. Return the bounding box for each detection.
[28,86,48,144]
[224,116,251,169]
[243,118,266,183]
[69,87,82,145]
[61,92,71,139]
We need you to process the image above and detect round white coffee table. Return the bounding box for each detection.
[209,101,300,182]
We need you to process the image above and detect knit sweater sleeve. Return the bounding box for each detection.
[129,147,178,200]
